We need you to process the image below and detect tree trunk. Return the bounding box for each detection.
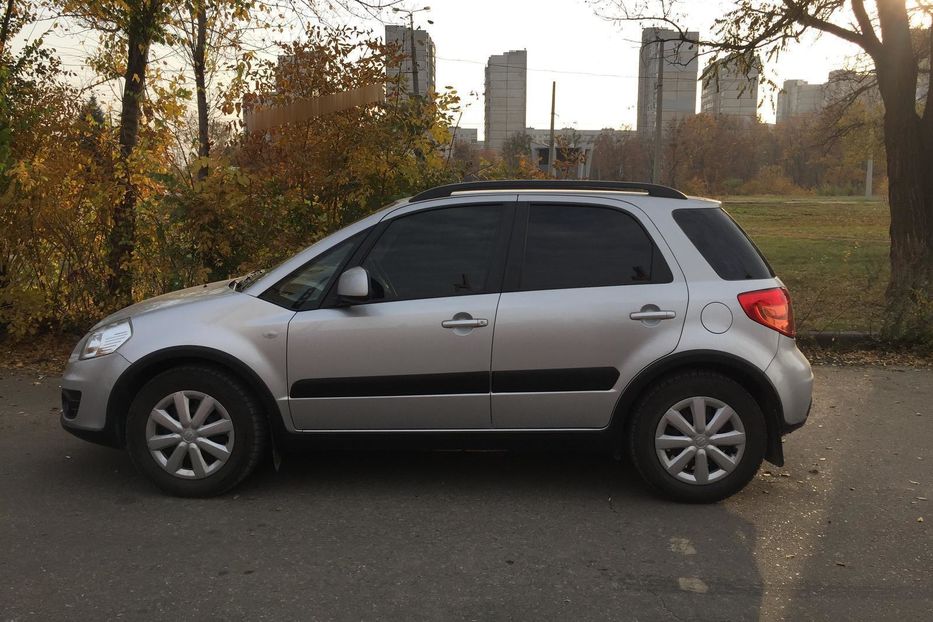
[879,106,933,343]
[873,3,933,344]
[106,7,156,307]
[0,0,15,59]
[193,0,209,181]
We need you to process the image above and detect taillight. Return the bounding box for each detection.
[737,287,795,337]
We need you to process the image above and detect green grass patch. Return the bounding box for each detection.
[721,196,889,333]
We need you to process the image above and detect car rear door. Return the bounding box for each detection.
[285,201,514,431]
[490,196,688,429]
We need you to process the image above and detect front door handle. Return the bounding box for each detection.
[442,318,489,329]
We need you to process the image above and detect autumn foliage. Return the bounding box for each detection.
[0,17,464,336]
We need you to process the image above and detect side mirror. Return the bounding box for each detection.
[336,266,370,301]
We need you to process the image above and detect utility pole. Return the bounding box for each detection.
[391,6,431,100]
[652,36,664,184]
[865,128,874,198]
[408,12,419,99]
[865,155,874,198]
[549,81,556,178]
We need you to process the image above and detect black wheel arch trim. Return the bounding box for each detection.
[102,346,286,448]
[610,350,787,466]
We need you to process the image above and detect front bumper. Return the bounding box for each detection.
[60,351,132,447]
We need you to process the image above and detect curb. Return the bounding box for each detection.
[797,331,876,348]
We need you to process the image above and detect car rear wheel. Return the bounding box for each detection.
[628,370,766,503]
[126,365,267,497]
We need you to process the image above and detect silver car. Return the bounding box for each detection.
[61,180,812,502]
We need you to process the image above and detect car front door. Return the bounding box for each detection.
[285,202,513,431]
[490,198,688,429]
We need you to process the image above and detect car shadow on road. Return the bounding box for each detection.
[238,448,768,620]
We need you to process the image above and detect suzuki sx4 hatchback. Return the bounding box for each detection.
[61,181,812,503]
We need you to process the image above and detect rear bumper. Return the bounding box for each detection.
[766,336,813,427]
[781,399,811,435]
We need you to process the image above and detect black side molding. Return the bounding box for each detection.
[492,367,620,393]
[291,367,621,398]
[291,372,489,399]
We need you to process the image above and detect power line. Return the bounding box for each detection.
[436,55,639,79]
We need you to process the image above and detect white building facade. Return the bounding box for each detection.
[484,50,527,151]
[700,57,760,119]
[637,27,699,133]
[776,79,825,123]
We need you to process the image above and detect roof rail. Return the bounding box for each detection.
[409,180,688,202]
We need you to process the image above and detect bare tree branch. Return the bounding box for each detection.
[851,0,881,53]
[783,0,872,52]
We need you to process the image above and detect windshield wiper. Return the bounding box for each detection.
[233,270,265,292]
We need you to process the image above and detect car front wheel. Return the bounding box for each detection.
[125,365,267,497]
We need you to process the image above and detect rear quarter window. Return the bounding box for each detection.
[673,208,774,280]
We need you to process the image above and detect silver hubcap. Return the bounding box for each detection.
[655,396,746,485]
[145,391,234,480]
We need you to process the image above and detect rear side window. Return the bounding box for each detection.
[519,204,672,291]
[673,208,773,280]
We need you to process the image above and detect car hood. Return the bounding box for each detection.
[91,279,238,329]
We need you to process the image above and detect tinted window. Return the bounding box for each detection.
[520,204,671,291]
[260,232,362,309]
[362,205,503,301]
[673,208,773,280]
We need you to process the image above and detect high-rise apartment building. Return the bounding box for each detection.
[776,79,825,123]
[637,27,699,133]
[484,50,527,151]
[700,57,760,119]
[385,25,436,99]
[824,69,881,107]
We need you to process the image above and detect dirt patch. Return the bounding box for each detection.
[1,334,75,376]
[800,344,932,368]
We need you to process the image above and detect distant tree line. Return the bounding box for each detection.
[587,107,884,197]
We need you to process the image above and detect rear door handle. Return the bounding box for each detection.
[442,318,488,329]
[629,310,676,321]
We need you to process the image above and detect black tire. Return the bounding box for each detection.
[125,365,267,497]
[627,370,767,503]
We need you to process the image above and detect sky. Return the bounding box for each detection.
[361,0,864,136]
[19,0,866,139]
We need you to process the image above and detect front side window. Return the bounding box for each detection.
[362,205,504,302]
[260,232,363,310]
[519,204,671,291]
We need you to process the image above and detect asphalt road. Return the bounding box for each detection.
[1,365,930,621]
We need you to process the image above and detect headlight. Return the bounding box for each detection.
[80,320,133,360]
